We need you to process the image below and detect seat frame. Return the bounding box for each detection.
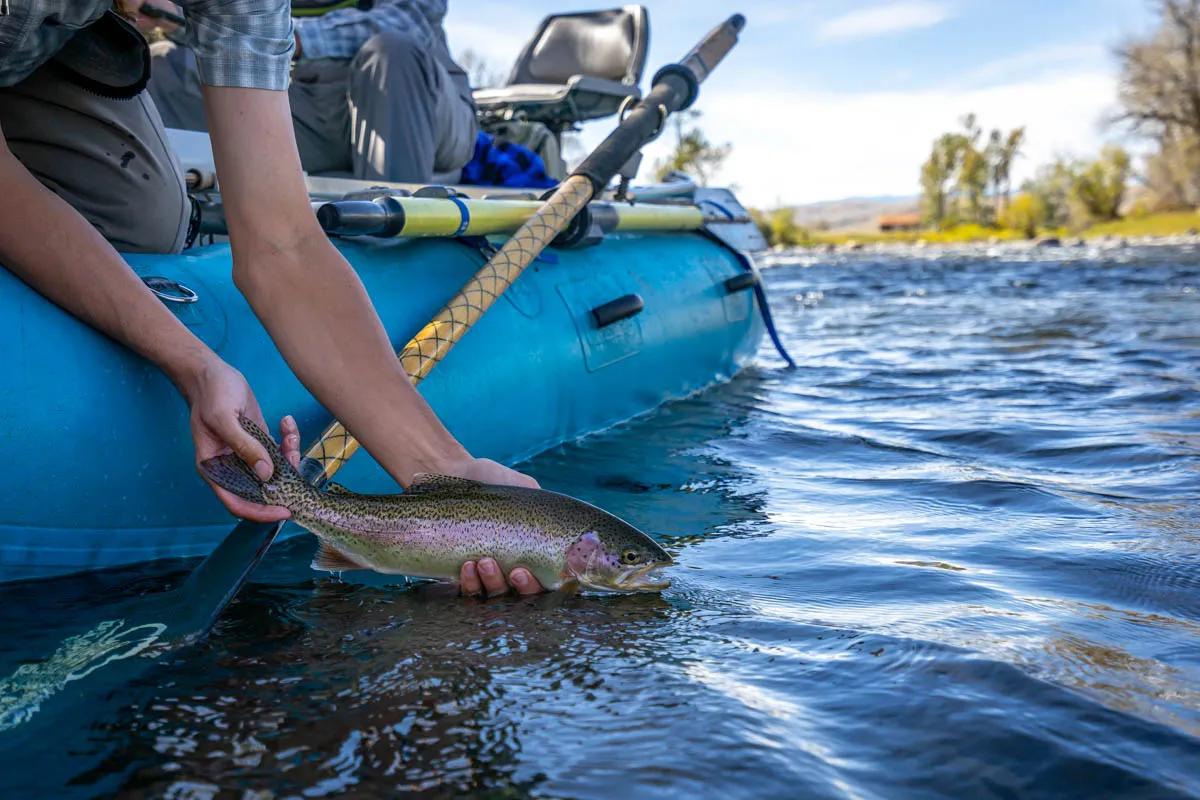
[473,6,649,136]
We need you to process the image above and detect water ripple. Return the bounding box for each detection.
[2,246,1200,797]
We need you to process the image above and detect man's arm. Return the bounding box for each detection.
[0,127,288,523]
[205,87,542,594]
[201,87,533,490]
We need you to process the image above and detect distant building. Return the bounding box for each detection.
[878,212,922,232]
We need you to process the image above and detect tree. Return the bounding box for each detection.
[1144,127,1200,208]
[1000,192,1047,238]
[954,114,990,224]
[749,207,808,248]
[1069,146,1131,223]
[920,133,966,227]
[1022,148,1131,229]
[1023,157,1077,228]
[920,115,1025,228]
[653,110,731,185]
[1116,0,1200,207]
[987,127,1025,216]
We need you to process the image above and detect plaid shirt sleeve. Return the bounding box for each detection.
[178,0,295,90]
[294,0,446,61]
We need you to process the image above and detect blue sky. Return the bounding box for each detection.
[446,1,1159,207]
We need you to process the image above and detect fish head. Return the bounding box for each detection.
[564,515,674,593]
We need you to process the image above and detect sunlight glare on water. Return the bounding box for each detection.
[0,243,1198,798]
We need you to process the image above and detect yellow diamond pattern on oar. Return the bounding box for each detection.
[304,175,595,482]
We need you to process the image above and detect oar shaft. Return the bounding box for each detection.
[315,196,714,238]
[302,175,596,480]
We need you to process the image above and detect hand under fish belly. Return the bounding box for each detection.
[200,416,673,593]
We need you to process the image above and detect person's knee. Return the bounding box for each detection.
[353,30,434,80]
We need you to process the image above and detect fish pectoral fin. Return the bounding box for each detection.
[311,540,365,573]
[407,473,483,493]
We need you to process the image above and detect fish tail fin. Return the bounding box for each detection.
[199,414,313,508]
[200,452,269,504]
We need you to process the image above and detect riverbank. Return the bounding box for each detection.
[772,209,1200,250]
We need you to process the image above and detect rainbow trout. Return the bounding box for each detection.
[200,416,673,592]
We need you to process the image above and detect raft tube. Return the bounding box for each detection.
[0,231,762,581]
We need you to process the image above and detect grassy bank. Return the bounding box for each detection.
[773,210,1200,249]
[1080,210,1200,238]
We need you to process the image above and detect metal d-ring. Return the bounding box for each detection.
[618,98,667,139]
[142,276,199,304]
[650,103,668,137]
[617,95,637,123]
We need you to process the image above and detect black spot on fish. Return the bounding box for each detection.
[142,173,150,180]
[120,151,135,168]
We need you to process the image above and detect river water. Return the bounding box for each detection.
[1,244,1198,798]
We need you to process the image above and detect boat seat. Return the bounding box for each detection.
[473,5,648,130]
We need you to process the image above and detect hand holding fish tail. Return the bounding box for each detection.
[183,358,296,523]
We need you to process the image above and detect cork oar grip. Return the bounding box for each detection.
[398,175,593,381]
[304,174,595,481]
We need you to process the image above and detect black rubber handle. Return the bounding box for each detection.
[724,271,758,293]
[316,198,406,237]
[591,294,644,327]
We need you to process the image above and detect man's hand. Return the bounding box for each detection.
[118,0,182,36]
[184,356,293,523]
[459,559,543,598]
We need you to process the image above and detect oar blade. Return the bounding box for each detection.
[169,520,284,640]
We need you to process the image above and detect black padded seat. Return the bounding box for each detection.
[473,6,649,130]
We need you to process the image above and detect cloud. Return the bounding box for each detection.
[956,43,1108,87]
[817,1,955,42]
[570,67,1117,207]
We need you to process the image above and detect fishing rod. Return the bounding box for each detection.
[0,12,752,735]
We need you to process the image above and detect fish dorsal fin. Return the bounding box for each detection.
[324,482,353,495]
[311,540,363,573]
[406,473,482,493]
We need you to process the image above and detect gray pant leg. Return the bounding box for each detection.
[347,30,477,182]
[0,62,189,253]
[289,59,353,174]
[150,41,355,176]
[147,40,208,132]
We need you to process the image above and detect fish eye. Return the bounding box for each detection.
[621,550,640,564]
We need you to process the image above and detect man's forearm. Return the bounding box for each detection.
[0,143,216,398]
[202,87,470,486]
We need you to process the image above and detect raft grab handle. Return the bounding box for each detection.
[591,293,645,327]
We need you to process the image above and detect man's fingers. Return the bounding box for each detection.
[215,412,273,480]
[460,561,483,596]
[280,415,302,470]
[460,560,541,598]
[477,558,507,597]
[509,567,541,595]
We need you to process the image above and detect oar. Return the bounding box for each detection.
[0,12,747,733]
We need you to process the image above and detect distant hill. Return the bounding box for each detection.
[788,195,920,233]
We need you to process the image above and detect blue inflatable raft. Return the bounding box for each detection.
[0,230,763,581]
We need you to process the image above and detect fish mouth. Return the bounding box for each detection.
[579,559,674,593]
